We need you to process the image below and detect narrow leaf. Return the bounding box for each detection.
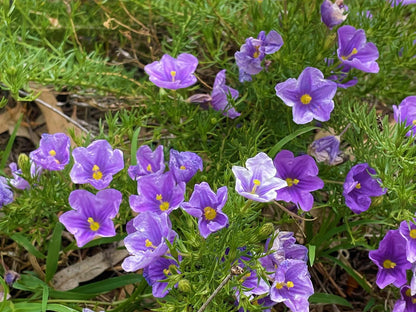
[309,293,353,308]
[45,222,63,282]
[10,233,45,259]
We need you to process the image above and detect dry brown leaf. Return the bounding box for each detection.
[52,242,128,291]
[0,102,34,142]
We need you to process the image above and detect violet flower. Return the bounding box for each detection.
[29,133,70,171]
[143,256,180,298]
[393,285,416,312]
[211,70,240,119]
[232,152,287,202]
[0,177,13,208]
[235,268,270,300]
[59,189,122,247]
[235,30,283,82]
[399,219,416,263]
[390,0,416,6]
[70,140,124,190]
[129,171,185,215]
[337,25,379,73]
[393,96,416,137]
[122,212,177,271]
[369,229,411,289]
[309,135,343,165]
[320,0,348,29]
[144,53,198,90]
[8,162,30,190]
[275,67,337,124]
[169,149,203,183]
[269,259,314,312]
[181,182,228,238]
[342,163,386,214]
[128,145,165,181]
[273,150,324,211]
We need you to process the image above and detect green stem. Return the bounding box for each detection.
[322,179,344,185]
[241,200,253,214]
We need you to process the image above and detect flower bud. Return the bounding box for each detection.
[4,270,20,286]
[17,153,30,172]
[309,135,343,165]
[258,222,275,241]
[178,279,192,293]
[320,0,348,29]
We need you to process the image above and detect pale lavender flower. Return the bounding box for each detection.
[8,162,30,190]
[144,53,198,90]
[399,219,416,263]
[59,189,122,247]
[232,152,287,202]
[390,0,416,6]
[29,133,70,171]
[309,135,343,165]
[273,150,324,211]
[343,163,386,214]
[235,30,283,82]
[320,0,348,29]
[122,212,177,271]
[70,140,124,190]
[181,182,228,238]
[128,145,165,181]
[369,229,411,289]
[337,25,379,73]
[169,149,203,183]
[269,259,314,312]
[211,70,240,119]
[275,67,337,124]
[393,96,416,137]
[0,177,13,208]
[129,171,185,215]
[143,256,180,298]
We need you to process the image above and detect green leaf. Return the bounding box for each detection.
[309,293,353,308]
[308,244,316,266]
[10,233,45,259]
[268,126,318,158]
[0,114,22,175]
[45,222,63,283]
[131,127,141,165]
[41,286,49,312]
[12,303,78,312]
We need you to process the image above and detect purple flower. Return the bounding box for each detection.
[369,229,411,289]
[122,212,177,271]
[275,67,337,124]
[70,140,124,190]
[211,70,240,119]
[235,30,283,82]
[390,0,416,6]
[393,285,416,312]
[9,162,30,190]
[309,135,343,165]
[144,53,198,90]
[129,171,185,215]
[59,189,122,247]
[0,177,13,208]
[342,163,386,214]
[273,150,324,212]
[337,25,379,73]
[143,256,180,298]
[320,0,348,29]
[235,268,270,300]
[29,133,70,171]
[4,270,20,286]
[181,182,228,238]
[169,149,203,183]
[232,152,287,202]
[399,219,416,263]
[393,96,416,137]
[269,259,314,312]
[128,145,165,181]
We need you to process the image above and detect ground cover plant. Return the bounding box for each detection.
[0,0,415,311]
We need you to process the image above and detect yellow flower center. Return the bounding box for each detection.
[286,281,294,288]
[180,165,186,170]
[383,259,396,269]
[286,178,299,187]
[275,281,294,289]
[87,217,100,231]
[146,164,152,172]
[413,120,416,126]
[355,183,361,189]
[160,202,170,211]
[49,149,56,156]
[275,282,284,289]
[250,179,261,194]
[156,194,163,201]
[163,268,170,276]
[239,272,251,282]
[145,238,156,249]
[406,289,412,297]
[253,45,261,58]
[171,70,176,82]
[341,48,358,60]
[92,164,103,180]
[410,229,416,239]
[204,206,217,220]
[300,94,312,105]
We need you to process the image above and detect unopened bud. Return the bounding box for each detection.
[17,154,30,171]
[178,279,191,293]
[4,270,20,286]
[258,223,275,240]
